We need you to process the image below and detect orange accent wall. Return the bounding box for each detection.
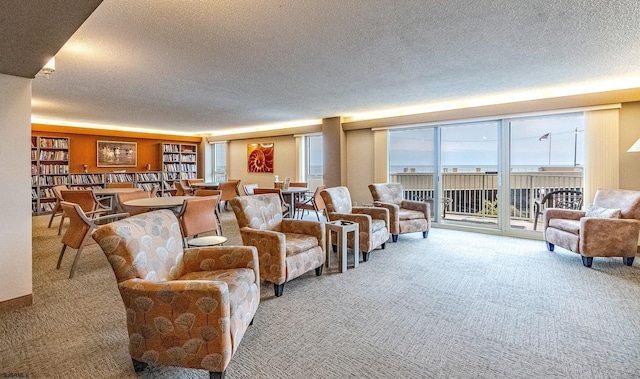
[31,124,203,175]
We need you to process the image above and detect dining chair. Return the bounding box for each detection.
[57,201,128,279]
[188,178,205,187]
[177,195,222,247]
[295,185,326,221]
[58,190,113,235]
[149,184,159,198]
[242,183,259,195]
[116,191,152,216]
[47,184,68,229]
[174,181,189,196]
[253,188,290,217]
[218,179,241,210]
[194,189,221,197]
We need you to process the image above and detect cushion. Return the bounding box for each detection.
[585,204,621,219]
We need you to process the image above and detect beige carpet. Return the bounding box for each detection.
[2,210,640,378]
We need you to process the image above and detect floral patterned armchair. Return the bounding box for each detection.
[368,183,430,242]
[91,210,260,379]
[543,188,640,267]
[320,186,390,262]
[230,193,325,297]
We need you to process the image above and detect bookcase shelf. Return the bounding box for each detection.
[161,142,198,190]
[32,136,69,215]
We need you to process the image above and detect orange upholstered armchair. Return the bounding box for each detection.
[543,188,640,267]
[320,186,390,262]
[92,210,260,378]
[230,193,325,297]
[368,183,430,242]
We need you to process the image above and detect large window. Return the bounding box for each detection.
[212,142,227,183]
[306,135,323,190]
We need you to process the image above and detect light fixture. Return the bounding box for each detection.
[41,57,55,79]
[628,138,640,152]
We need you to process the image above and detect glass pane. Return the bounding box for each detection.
[510,113,584,231]
[307,135,323,190]
[441,121,499,228]
[214,143,227,182]
[389,128,435,219]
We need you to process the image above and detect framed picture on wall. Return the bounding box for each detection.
[247,143,274,173]
[97,140,138,167]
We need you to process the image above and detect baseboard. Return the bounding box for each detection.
[0,294,33,312]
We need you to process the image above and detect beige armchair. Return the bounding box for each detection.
[543,188,640,267]
[230,193,325,297]
[320,186,390,262]
[368,183,430,242]
[92,209,260,378]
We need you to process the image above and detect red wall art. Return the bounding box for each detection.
[247,143,274,173]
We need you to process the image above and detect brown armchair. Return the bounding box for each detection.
[543,188,640,267]
[320,186,390,262]
[230,193,325,297]
[368,183,430,242]
[92,209,260,379]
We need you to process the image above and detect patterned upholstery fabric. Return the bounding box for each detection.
[320,186,390,255]
[230,194,325,289]
[543,189,640,263]
[368,183,430,239]
[92,210,260,375]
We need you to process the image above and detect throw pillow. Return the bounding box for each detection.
[585,204,622,218]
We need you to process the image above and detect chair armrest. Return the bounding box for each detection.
[543,208,585,231]
[400,200,430,217]
[373,202,399,216]
[182,246,259,282]
[282,219,324,243]
[353,206,389,228]
[92,212,129,224]
[581,218,640,256]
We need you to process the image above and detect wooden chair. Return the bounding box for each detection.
[149,185,159,198]
[47,184,68,229]
[177,195,222,247]
[57,201,128,279]
[219,179,241,210]
[58,190,113,235]
[116,191,152,216]
[253,188,290,217]
[174,181,189,196]
[242,183,259,195]
[295,185,326,221]
[194,189,222,232]
[106,182,135,188]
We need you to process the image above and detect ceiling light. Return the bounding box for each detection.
[41,57,55,79]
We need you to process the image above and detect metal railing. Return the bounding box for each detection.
[391,171,583,222]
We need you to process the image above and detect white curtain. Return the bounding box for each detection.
[583,108,620,204]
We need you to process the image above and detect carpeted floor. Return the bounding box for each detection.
[2,209,640,378]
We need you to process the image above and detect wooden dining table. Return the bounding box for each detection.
[190,182,219,189]
[93,187,143,210]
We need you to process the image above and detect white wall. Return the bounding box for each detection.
[0,74,32,303]
[228,136,298,191]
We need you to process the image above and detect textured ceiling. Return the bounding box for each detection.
[27,0,640,135]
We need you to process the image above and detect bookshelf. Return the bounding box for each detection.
[161,143,198,191]
[32,136,69,215]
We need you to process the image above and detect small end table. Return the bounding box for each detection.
[325,220,359,273]
[187,235,228,247]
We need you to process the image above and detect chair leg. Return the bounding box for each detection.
[56,245,67,269]
[249,317,254,326]
[581,255,593,268]
[210,371,226,379]
[58,215,66,236]
[392,234,398,242]
[362,251,370,262]
[422,231,428,238]
[624,256,635,266]
[381,243,386,249]
[546,242,554,252]
[315,265,323,276]
[274,283,285,297]
[132,358,147,372]
[68,246,85,279]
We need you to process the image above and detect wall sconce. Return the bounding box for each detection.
[145,163,151,171]
[41,57,55,79]
[627,138,640,152]
[82,164,88,173]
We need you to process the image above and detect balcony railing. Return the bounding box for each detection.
[391,171,583,223]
